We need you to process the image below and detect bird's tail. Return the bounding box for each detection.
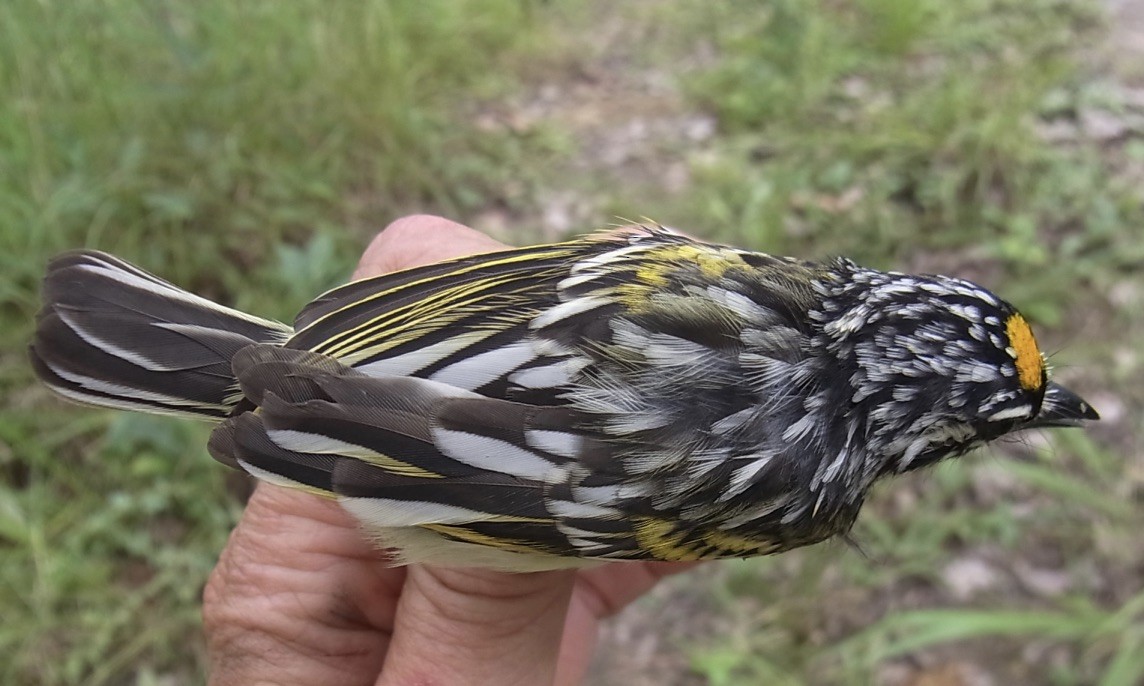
[29,250,294,420]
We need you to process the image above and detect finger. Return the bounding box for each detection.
[555,562,698,685]
[378,567,575,686]
[575,561,699,617]
[208,218,511,685]
[205,485,405,686]
[353,214,507,279]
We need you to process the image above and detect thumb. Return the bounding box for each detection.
[353,214,506,279]
[377,567,575,685]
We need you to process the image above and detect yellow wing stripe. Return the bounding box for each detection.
[311,254,573,361]
[350,450,444,479]
[420,523,562,556]
[297,245,583,341]
[316,269,538,358]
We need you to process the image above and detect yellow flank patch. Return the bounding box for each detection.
[1005,313,1045,392]
[634,517,778,560]
[633,516,706,561]
[701,529,778,557]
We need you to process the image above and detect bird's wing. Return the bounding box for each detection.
[218,229,825,564]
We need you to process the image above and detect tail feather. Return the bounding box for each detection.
[30,250,294,420]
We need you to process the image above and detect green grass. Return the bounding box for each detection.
[677,0,1131,274]
[2,0,1140,684]
[0,0,541,324]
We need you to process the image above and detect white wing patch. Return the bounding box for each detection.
[509,357,588,390]
[355,331,493,377]
[432,427,558,481]
[430,341,536,390]
[547,499,620,521]
[524,429,583,459]
[266,429,400,465]
[531,295,612,329]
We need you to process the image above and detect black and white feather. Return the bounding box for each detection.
[31,251,292,419]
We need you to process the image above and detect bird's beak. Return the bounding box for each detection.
[1028,382,1100,428]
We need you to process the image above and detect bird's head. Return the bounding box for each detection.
[811,260,1099,477]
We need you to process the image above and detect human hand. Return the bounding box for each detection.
[202,215,696,686]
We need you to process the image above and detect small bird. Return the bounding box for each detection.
[30,226,1098,571]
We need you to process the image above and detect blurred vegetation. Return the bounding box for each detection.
[1,0,1141,684]
[679,0,1139,320]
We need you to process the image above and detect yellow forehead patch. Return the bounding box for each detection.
[1005,313,1045,392]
